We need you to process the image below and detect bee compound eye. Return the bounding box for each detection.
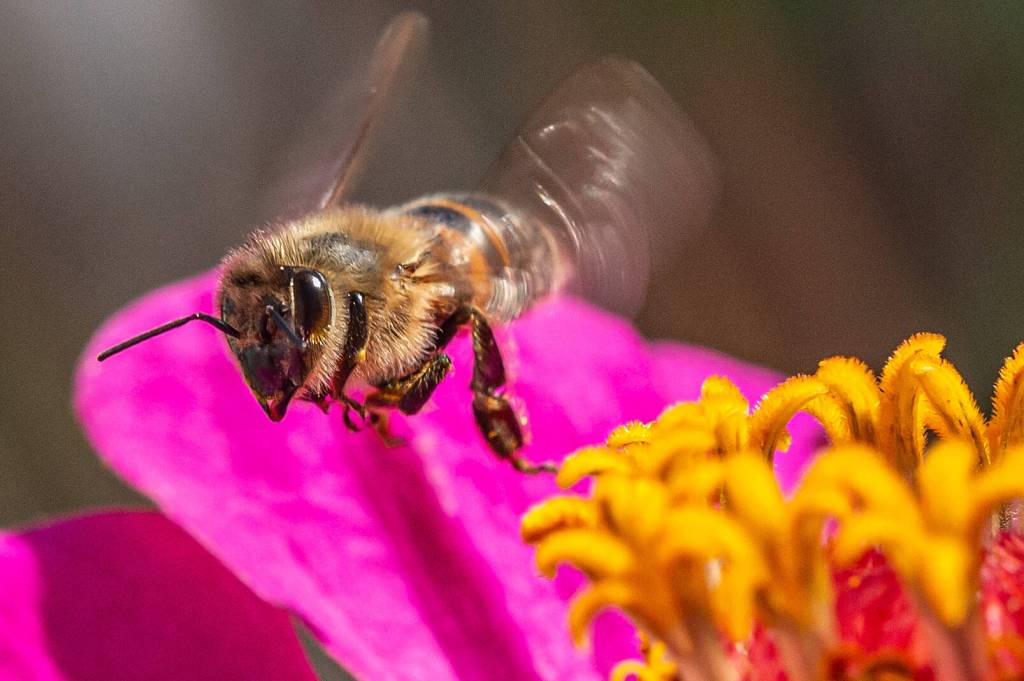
[292,269,331,340]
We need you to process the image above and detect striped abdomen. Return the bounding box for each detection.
[397,193,568,321]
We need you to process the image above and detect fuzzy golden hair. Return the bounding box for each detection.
[217,206,455,397]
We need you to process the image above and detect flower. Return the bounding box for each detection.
[523,333,1024,681]
[66,269,821,680]
[0,510,317,680]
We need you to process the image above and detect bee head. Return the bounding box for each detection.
[96,264,335,421]
[217,265,334,421]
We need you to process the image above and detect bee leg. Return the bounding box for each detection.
[302,382,366,431]
[301,385,333,415]
[468,309,556,474]
[329,291,371,431]
[340,395,368,432]
[301,383,365,430]
[432,306,471,351]
[357,306,471,444]
[362,354,453,447]
[366,354,453,415]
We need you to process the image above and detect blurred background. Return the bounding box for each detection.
[2,1,1023,530]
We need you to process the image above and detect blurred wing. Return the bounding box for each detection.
[479,57,717,317]
[265,12,428,219]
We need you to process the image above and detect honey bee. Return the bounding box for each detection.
[97,13,714,472]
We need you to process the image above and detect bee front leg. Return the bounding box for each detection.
[468,309,555,475]
[303,386,333,414]
[330,292,370,432]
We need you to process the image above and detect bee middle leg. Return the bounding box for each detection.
[366,353,453,415]
[361,305,469,420]
[362,353,453,446]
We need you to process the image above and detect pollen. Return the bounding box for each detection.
[521,335,1024,680]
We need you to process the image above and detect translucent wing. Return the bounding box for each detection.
[265,12,428,219]
[479,57,717,317]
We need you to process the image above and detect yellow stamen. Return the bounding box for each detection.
[748,375,831,458]
[534,528,636,579]
[557,446,635,488]
[598,476,670,545]
[520,496,598,543]
[568,581,645,646]
[658,506,767,639]
[912,357,989,465]
[646,397,721,478]
[876,332,946,475]
[817,440,1020,626]
[698,376,751,454]
[917,537,972,626]
[521,332,1024,680]
[607,421,653,449]
[989,343,1024,458]
[830,511,924,578]
[666,458,725,505]
[799,445,919,520]
[722,451,787,541]
[814,356,881,443]
[917,440,975,533]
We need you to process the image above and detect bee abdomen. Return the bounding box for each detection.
[397,193,566,320]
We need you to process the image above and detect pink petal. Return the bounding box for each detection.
[76,270,804,680]
[650,342,826,491]
[0,510,316,681]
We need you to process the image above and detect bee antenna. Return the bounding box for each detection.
[265,306,305,349]
[97,313,241,361]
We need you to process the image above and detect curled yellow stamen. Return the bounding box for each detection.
[557,446,635,488]
[520,496,597,543]
[522,332,1024,679]
[697,376,751,454]
[912,357,988,465]
[876,332,946,475]
[748,375,830,458]
[534,528,636,579]
[607,421,653,449]
[815,356,881,443]
[989,343,1024,458]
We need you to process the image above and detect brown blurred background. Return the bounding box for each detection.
[2,1,1023,530]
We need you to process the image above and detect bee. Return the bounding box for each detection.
[97,12,715,472]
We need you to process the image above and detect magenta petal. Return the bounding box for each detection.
[76,270,801,680]
[0,510,316,681]
[649,342,825,491]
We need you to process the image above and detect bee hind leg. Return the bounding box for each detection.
[468,309,556,475]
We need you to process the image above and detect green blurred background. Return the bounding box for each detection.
[2,1,1022,528]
